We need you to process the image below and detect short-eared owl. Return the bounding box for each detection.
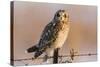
[26,9,70,62]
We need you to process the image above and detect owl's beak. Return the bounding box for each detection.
[60,17,64,21]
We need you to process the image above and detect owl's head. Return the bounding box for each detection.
[54,9,69,22]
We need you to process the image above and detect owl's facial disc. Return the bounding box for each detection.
[55,10,69,22]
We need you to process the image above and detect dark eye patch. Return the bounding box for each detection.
[57,13,60,17]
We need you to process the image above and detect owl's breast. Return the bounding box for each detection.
[53,24,70,48]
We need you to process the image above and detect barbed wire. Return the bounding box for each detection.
[11,49,97,66]
[11,53,97,62]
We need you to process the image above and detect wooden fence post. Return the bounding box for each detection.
[53,48,59,64]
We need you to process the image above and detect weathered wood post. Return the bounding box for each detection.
[53,48,59,64]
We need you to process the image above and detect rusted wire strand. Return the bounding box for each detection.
[12,53,97,61]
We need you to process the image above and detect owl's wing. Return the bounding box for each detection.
[37,22,58,51]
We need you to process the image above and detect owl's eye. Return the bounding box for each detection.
[57,13,60,17]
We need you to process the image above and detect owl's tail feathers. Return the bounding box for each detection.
[26,45,38,53]
[34,50,43,58]
[26,45,44,58]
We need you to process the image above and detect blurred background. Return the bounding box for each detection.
[13,1,97,66]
